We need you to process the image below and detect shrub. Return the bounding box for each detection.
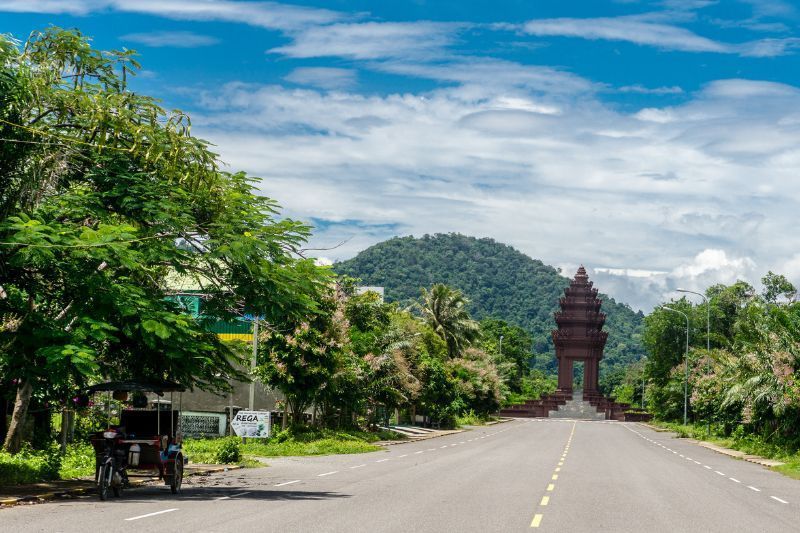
[214,437,242,464]
[0,445,61,485]
[183,437,242,464]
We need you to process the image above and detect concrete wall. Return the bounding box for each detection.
[175,379,284,414]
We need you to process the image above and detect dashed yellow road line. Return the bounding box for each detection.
[530,420,576,528]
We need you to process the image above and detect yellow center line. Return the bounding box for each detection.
[530,421,576,528]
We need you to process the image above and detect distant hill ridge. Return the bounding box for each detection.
[333,234,643,381]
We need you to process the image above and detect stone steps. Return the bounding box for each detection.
[548,391,606,420]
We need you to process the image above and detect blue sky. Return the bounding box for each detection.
[3,0,800,310]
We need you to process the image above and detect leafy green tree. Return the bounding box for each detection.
[761,271,796,304]
[479,318,533,393]
[418,284,480,358]
[256,284,348,424]
[448,348,501,415]
[0,29,325,452]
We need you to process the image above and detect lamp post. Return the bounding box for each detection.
[663,306,690,425]
[676,288,710,352]
[641,355,648,410]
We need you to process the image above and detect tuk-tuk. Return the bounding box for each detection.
[87,381,186,500]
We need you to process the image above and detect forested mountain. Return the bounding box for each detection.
[334,234,644,389]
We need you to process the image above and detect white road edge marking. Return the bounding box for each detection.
[714,471,725,476]
[747,485,761,492]
[274,480,300,487]
[350,464,366,469]
[318,471,339,477]
[729,478,741,483]
[376,458,390,463]
[399,454,408,458]
[125,509,179,521]
[771,496,788,504]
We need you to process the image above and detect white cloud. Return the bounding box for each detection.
[270,22,459,60]
[120,31,219,48]
[284,67,357,90]
[182,74,800,310]
[0,0,344,30]
[524,15,800,57]
[618,84,684,94]
[524,16,729,53]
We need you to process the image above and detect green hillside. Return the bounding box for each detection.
[334,234,644,388]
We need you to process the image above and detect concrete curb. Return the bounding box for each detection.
[0,464,242,508]
[638,423,785,468]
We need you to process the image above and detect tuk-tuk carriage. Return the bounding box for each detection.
[87,381,186,500]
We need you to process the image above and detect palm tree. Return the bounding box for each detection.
[418,284,480,358]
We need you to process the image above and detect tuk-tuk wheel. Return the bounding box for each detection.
[169,455,183,494]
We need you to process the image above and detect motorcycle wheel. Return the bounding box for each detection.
[98,461,112,501]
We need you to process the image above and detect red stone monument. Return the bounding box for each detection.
[498,266,635,420]
[552,266,607,393]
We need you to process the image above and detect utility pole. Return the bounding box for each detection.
[249,318,259,411]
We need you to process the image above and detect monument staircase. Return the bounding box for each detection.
[499,390,630,420]
[499,391,572,418]
[549,390,605,420]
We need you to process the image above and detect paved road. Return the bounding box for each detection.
[2,419,799,532]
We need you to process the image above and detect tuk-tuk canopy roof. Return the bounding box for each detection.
[86,380,186,395]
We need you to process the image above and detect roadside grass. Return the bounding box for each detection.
[242,426,404,457]
[0,443,95,485]
[455,410,496,427]
[650,420,800,479]
[1,426,406,486]
[185,426,406,463]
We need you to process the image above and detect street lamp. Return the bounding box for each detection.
[676,288,710,352]
[663,305,690,425]
[641,355,648,410]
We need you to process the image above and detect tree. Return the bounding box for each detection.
[762,272,796,304]
[479,318,533,393]
[0,29,325,452]
[256,283,349,424]
[418,284,480,358]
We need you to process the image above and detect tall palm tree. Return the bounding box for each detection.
[418,284,480,358]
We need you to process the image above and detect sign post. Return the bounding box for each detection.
[231,410,271,438]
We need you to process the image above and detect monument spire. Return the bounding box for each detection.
[552,266,608,393]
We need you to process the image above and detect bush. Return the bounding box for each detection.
[214,437,242,464]
[456,410,488,427]
[0,445,61,485]
[183,437,242,464]
[59,443,95,479]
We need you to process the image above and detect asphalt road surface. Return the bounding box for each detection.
[3,419,799,533]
